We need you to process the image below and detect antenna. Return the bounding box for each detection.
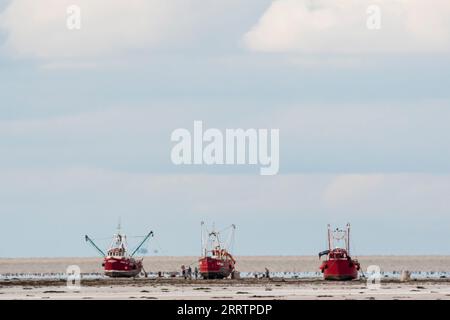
[346,223,351,254]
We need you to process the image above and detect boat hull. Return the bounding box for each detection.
[104,269,141,278]
[199,257,234,279]
[103,257,142,278]
[320,259,359,281]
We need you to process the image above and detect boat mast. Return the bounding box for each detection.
[201,221,206,256]
[201,223,236,256]
[346,223,351,254]
[208,231,217,251]
[117,218,122,236]
[211,222,219,249]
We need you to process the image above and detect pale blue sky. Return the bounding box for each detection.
[1,0,450,257]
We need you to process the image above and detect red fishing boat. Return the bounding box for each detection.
[85,223,153,278]
[198,222,236,279]
[319,223,360,280]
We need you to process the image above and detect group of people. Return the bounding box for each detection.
[181,265,199,279]
[179,265,271,279]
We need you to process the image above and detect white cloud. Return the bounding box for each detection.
[0,0,231,59]
[0,0,267,61]
[244,0,450,53]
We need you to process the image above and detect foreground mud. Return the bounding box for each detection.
[1,278,450,300]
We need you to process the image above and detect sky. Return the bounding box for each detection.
[1,0,450,258]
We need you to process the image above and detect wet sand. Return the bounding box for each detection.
[1,278,450,300]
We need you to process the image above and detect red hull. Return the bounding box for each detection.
[320,259,359,280]
[103,257,142,278]
[199,257,234,279]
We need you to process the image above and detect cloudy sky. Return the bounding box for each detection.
[1,0,450,258]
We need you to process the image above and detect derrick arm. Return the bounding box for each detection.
[85,235,106,257]
[318,250,330,259]
[131,231,154,257]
